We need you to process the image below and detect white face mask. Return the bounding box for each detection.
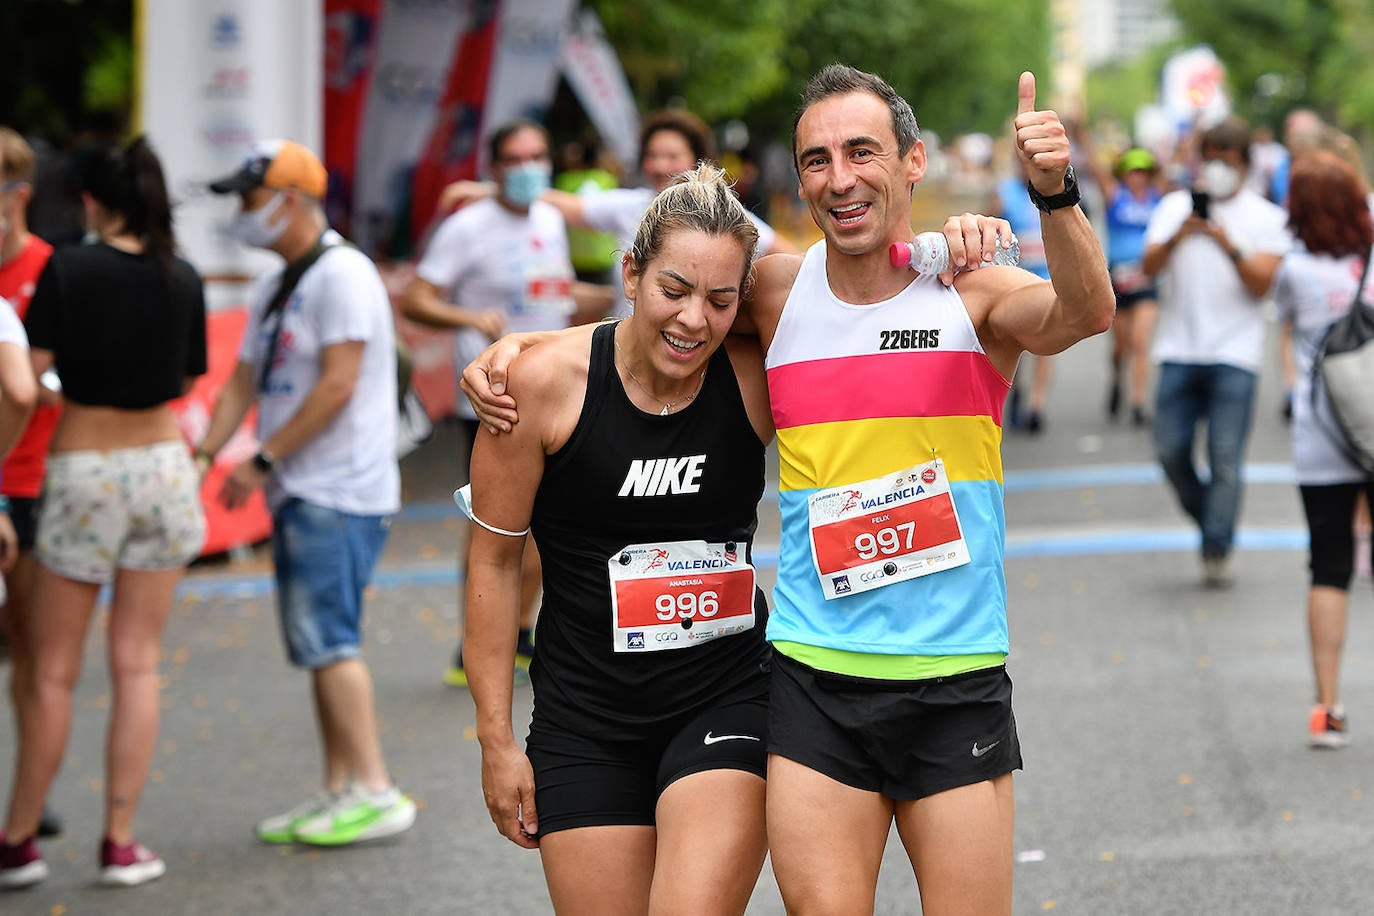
[232,191,289,248]
[1200,160,1241,200]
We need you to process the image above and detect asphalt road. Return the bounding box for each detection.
[2,317,1372,915]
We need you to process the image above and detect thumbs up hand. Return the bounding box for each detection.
[1013,71,1071,195]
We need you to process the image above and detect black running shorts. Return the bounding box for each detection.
[526,694,768,837]
[8,496,41,552]
[768,652,1022,801]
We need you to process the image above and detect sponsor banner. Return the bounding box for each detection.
[560,9,640,169]
[409,0,576,242]
[1159,45,1230,131]
[351,0,467,253]
[324,0,382,235]
[139,0,322,305]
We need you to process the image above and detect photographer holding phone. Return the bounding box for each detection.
[1141,117,1292,587]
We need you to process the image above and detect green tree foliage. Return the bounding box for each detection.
[0,0,133,139]
[592,0,1050,142]
[589,0,804,122]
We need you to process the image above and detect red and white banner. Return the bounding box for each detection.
[349,0,468,253]
[408,0,576,241]
[560,9,640,169]
[324,0,382,236]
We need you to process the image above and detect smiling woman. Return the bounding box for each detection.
[459,163,778,915]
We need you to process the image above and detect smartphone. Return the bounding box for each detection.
[1191,190,1210,221]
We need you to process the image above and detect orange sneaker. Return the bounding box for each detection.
[1309,704,1349,749]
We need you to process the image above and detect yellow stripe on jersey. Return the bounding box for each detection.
[776,415,1005,493]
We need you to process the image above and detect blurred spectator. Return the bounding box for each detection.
[0,126,63,842]
[553,138,619,284]
[1141,117,1292,588]
[1,136,206,889]
[995,156,1052,434]
[201,139,416,849]
[1272,149,1374,749]
[1089,147,1165,426]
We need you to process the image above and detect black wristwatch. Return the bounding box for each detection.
[251,450,276,474]
[1027,165,1081,213]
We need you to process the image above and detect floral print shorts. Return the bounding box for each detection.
[37,441,207,584]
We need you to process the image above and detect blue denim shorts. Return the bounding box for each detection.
[271,498,391,669]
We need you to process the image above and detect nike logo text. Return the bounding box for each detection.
[971,740,1001,758]
[703,732,760,746]
[618,455,707,497]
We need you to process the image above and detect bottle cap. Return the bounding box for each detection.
[888,242,910,268]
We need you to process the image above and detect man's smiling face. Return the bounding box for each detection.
[794,90,925,257]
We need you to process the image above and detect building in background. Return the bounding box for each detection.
[1081,0,1179,67]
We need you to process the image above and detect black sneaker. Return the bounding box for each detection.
[37,806,62,839]
[1107,379,1122,419]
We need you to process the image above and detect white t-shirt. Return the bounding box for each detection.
[1274,247,1373,484]
[581,186,780,317]
[0,298,29,349]
[416,198,575,418]
[1145,187,1292,371]
[240,231,400,515]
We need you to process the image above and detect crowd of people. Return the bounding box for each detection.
[0,54,1370,914]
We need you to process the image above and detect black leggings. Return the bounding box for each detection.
[1300,482,1374,590]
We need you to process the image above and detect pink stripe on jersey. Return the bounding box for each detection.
[767,350,1011,431]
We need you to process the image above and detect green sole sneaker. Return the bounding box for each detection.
[295,793,418,846]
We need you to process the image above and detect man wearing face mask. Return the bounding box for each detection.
[1142,117,1292,588]
[199,139,417,846]
[402,120,592,688]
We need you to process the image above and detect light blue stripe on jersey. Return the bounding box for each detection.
[767,479,1010,656]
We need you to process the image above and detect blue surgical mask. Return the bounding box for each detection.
[501,162,551,209]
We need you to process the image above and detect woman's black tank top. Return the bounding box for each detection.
[529,321,770,739]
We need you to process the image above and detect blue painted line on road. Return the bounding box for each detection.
[398,462,1300,522]
[178,528,1314,601]
[1005,526,1307,559]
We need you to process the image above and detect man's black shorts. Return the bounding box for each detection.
[768,652,1021,801]
[526,694,768,837]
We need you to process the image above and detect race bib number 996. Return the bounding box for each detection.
[608,540,756,652]
[807,459,971,600]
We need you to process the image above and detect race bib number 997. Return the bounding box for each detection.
[807,459,971,600]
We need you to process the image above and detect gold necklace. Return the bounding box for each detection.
[614,333,707,416]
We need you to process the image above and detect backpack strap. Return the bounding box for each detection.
[257,233,347,392]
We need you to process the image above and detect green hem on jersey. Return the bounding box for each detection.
[773,641,1006,679]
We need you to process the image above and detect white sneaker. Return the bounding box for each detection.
[294,784,418,846]
[99,838,165,887]
[1202,555,1233,589]
[255,790,336,844]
